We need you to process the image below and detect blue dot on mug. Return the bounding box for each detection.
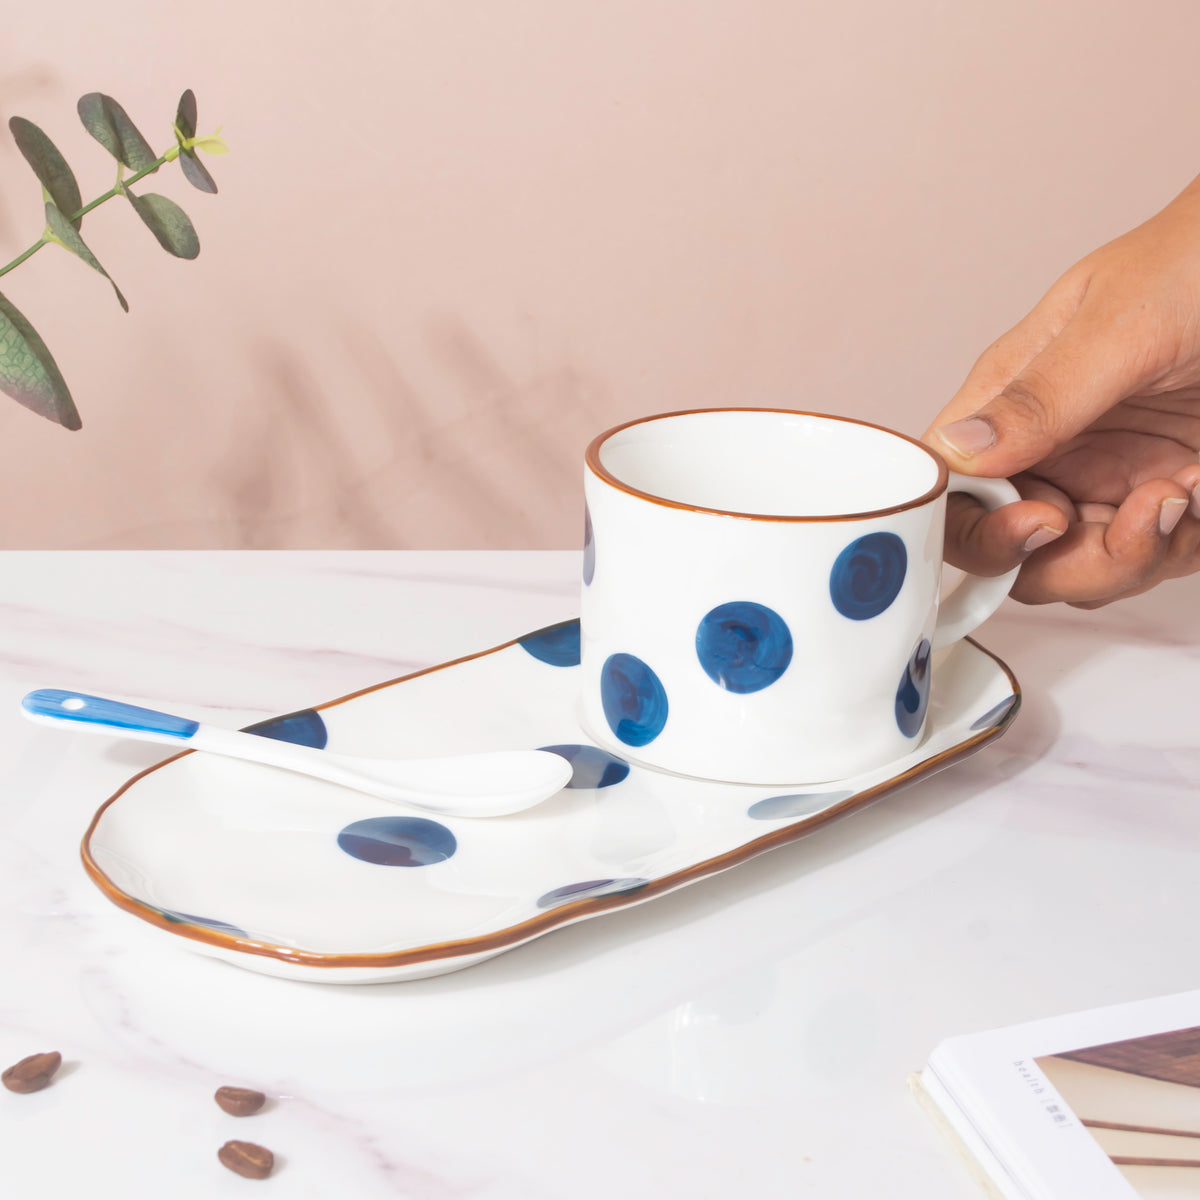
[695,601,793,693]
[829,532,907,620]
[243,708,328,749]
[895,637,932,738]
[337,816,457,867]
[600,653,668,747]
[583,505,595,586]
[538,744,631,788]
[519,619,581,667]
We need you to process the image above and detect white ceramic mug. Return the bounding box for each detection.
[578,408,1019,784]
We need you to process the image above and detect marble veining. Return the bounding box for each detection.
[1,551,1198,1199]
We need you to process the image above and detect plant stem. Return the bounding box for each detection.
[0,149,174,281]
[0,236,50,277]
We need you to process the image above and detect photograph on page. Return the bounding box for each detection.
[1036,1026,1200,1199]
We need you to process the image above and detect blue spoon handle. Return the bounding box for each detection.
[21,689,200,741]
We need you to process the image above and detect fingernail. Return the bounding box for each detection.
[1159,497,1188,536]
[935,416,996,459]
[1022,524,1065,554]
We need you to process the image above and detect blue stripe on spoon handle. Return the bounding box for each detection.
[20,688,576,817]
[20,689,358,783]
[21,689,200,742]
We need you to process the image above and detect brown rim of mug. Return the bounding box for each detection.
[584,407,951,522]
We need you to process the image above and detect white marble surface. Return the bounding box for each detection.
[0,551,1197,1198]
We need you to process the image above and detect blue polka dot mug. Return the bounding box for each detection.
[579,408,1019,784]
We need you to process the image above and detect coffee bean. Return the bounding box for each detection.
[214,1086,266,1116]
[218,1140,274,1179]
[2,1051,62,1094]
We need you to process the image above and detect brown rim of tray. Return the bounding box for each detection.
[80,621,1019,972]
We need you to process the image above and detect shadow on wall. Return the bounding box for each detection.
[229,314,609,549]
[0,63,59,247]
[104,313,610,549]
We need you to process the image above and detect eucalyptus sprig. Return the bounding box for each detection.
[0,89,227,430]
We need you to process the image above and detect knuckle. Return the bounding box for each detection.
[1112,553,1158,590]
[993,374,1054,434]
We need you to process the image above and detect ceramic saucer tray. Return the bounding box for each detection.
[82,620,1019,984]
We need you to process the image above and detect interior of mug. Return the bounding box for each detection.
[594,409,944,517]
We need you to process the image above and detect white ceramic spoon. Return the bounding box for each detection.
[21,689,574,818]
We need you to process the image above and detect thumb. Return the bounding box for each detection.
[930,315,1146,477]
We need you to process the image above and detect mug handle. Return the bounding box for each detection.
[931,472,1022,651]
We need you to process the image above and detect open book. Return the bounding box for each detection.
[912,989,1200,1199]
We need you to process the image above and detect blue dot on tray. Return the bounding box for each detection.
[537,878,648,909]
[696,601,793,693]
[829,532,907,620]
[243,708,328,749]
[519,620,581,667]
[748,790,855,820]
[337,816,457,867]
[539,744,630,788]
[895,638,932,738]
[160,909,247,937]
[600,653,668,747]
[583,506,595,586]
[970,694,1018,731]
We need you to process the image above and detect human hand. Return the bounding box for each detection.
[924,175,1200,607]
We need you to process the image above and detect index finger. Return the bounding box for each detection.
[924,269,1091,435]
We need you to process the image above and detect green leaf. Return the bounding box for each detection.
[0,290,80,429]
[173,90,218,193]
[179,149,218,194]
[76,93,157,173]
[9,118,83,230]
[126,191,200,259]
[44,202,129,312]
[175,89,197,141]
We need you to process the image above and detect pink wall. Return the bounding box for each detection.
[0,1,1197,547]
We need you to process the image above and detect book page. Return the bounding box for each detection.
[925,991,1200,1200]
